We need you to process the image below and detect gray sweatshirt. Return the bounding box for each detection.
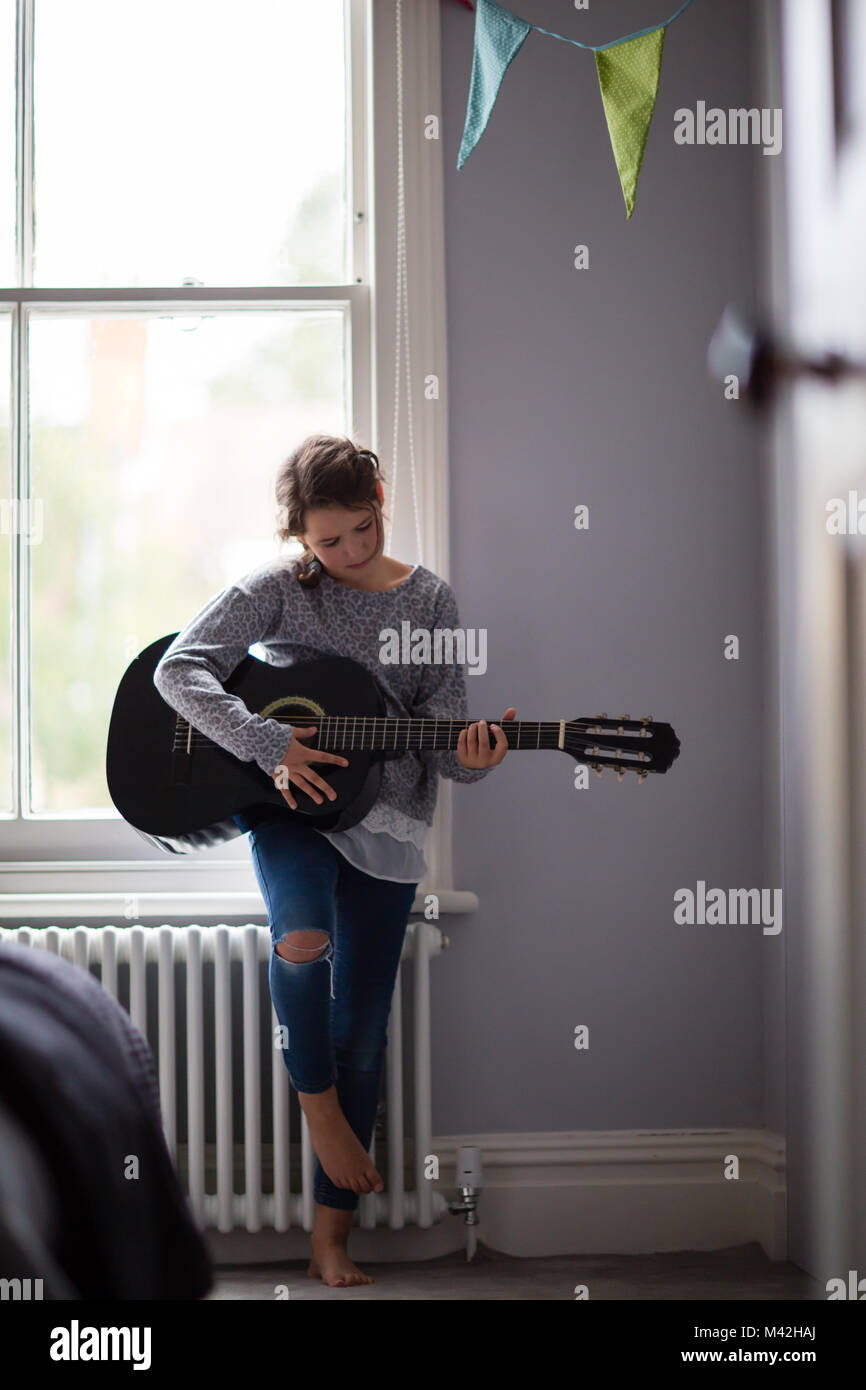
[152,558,490,882]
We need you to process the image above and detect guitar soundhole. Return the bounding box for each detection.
[259,693,326,725]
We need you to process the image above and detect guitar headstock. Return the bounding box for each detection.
[564,715,680,781]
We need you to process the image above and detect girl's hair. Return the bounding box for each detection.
[274,433,388,589]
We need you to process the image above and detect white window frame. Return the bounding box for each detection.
[1,0,472,915]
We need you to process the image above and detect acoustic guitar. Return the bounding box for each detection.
[106,634,681,854]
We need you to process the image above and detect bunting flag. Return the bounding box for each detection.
[457,0,697,219]
[594,28,666,219]
[457,2,531,171]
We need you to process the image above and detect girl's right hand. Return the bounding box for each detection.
[271,725,349,810]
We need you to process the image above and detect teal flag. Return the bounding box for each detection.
[457,0,531,169]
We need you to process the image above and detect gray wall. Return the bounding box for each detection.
[435,0,770,1136]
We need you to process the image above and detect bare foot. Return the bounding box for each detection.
[307,1206,374,1288]
[308,1244,374,1287]
[298,1085,385,1195]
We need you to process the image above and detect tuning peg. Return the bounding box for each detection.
[616,766,625,783]
[592,763,604,779]
[638,770,648,783]
[622,713,630,722]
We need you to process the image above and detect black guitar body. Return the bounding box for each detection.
[106,635,387,854]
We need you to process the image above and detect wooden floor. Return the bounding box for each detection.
[206,1240,823,1301]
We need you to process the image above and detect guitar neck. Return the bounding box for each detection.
[280,716,565,753]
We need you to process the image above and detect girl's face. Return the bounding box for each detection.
[299,501,382,581]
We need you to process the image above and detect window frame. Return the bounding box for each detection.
[0,0,460,909]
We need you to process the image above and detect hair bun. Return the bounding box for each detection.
[297,554,323,588]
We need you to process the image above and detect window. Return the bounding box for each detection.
[2,0,455,900]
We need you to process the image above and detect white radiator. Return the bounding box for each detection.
[0,920,448,1233]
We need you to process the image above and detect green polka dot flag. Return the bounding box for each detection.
[594,27,667,219]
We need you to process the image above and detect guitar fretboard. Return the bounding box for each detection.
[306,717,565,751]
[175,715,568,752]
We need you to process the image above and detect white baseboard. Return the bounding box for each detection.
[204,1127,787,1267]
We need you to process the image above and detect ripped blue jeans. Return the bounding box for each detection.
[237,814,418,1212]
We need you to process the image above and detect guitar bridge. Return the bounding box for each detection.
[172,716,193,784]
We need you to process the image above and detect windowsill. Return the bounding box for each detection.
[0,860,479,919]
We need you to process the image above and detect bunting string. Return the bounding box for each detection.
[530,0,696,51]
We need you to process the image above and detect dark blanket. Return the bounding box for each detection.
[0,942,213,1300]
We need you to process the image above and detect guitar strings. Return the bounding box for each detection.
[170,714,655,759]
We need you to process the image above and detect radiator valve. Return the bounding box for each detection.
[447,1145,482,1225]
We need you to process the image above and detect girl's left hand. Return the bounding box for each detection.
[457,708,516,769]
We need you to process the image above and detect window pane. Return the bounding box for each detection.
[0,1,13,286]
[27,308,346,814]
[0,314,10,811]
[33,0,348,287]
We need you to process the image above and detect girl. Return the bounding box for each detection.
[153,434,514,1288]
